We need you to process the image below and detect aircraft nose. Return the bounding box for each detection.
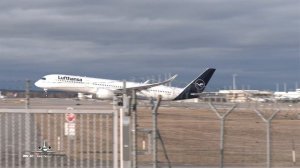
[34,80,41,88]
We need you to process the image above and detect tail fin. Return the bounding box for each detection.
[173,68,216,100]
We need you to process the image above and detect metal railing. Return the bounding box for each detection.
[0,109,118,168]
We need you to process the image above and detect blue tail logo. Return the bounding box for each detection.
[194,79,206,92]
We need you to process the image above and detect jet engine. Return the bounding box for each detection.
[77,93,93,100]
[96,89,114,99]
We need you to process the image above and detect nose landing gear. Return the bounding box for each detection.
[44,89,48,97]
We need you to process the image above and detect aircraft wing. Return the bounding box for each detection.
[26,150,56,156]
[113,74,177,94]
[143,80,150,84]
[31,150,55,153]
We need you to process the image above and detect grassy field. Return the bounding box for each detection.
[35,102,300,167]
[136,103,300,167]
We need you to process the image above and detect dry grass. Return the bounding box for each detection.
[35,103,300,167]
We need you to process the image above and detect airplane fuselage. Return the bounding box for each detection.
[35,74,183,100]
[35,68,216,101]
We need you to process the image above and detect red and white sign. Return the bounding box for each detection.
[64,122,76,136]
[65,113,76,122]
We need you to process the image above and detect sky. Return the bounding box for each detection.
[0,0,299,91]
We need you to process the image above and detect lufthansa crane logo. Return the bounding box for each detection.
[194,79,206,91]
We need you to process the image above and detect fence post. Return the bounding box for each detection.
[24,80,31,168]
[131,90,137,168]
[120,81,132,168]
[254,107,280,168]
[113,94,119,168]
[152,95,162,168]
[209,102,236,168]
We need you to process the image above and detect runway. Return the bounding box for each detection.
[0,97,298,110]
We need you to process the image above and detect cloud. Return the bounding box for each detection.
[0,0,299,90]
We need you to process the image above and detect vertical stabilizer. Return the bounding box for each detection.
[173,68,216,100]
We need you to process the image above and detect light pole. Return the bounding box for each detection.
[232,74,238,90]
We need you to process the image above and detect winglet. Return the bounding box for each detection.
[142,75,176,85]
[143,80,150,84]
[164,74,178,83]
[143,74,177,87]
[116,74,178,93]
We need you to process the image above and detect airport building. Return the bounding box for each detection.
[197,90,273,103]
[219,90,273,102]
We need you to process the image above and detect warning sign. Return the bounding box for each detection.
[65,113,76,122]
[64,122,76,136]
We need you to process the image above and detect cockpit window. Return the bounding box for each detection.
[41,77,46,80]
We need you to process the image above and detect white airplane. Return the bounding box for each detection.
[35,68,215,101]
[31,140,54,154]
[274,89,300,102]
[0,91,6,99]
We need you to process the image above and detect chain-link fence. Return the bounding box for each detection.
[0,109,117,168]
[136,102,300,168]
[0,101,299,168]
